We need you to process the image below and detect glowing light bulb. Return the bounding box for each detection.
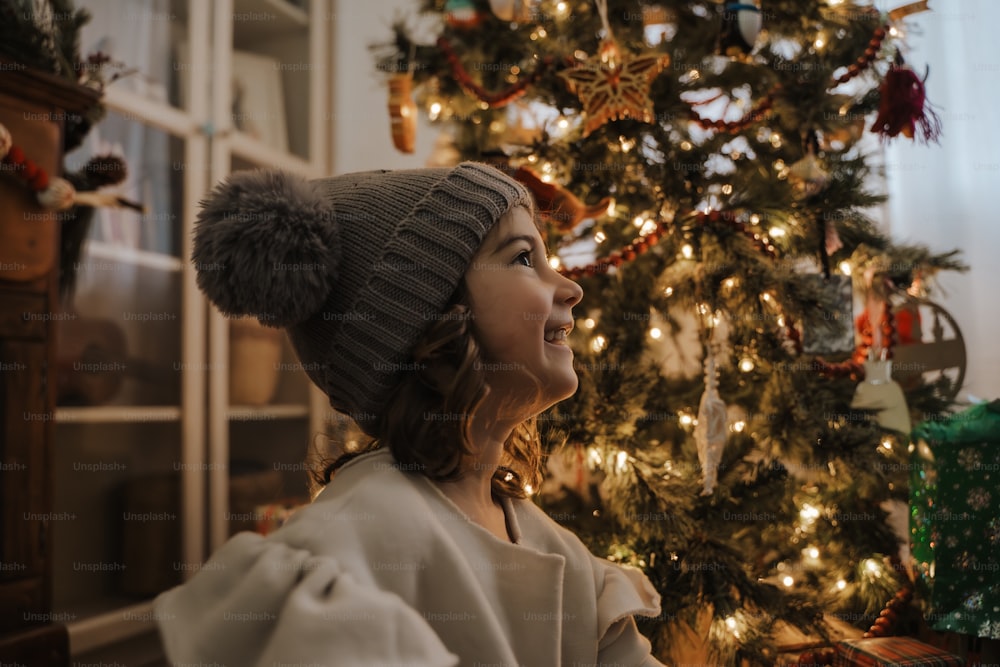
[548,256,562,270]
[428,101,443,121]
[881,437,893,451]
[680,141,693,151]
[679,412,694,426]
[814,37,826,49]
[731,420,746,432]
[750,214,761,225]
[556,1,569,17]
[839,261,852,275]
[769,227,786,238]
[524,484,534,495]
[681,244,694,259]
[584,318,596,329]
[725,616,737,630]
[664,286,674,297]
[594,231,607,243]
[615,450,628,473]
[649,327,662,340]
[739,358,755,373]
[723,277,736,289]
[800,503,820,522]
[591,335,608,352]
[557,117,569,130]
[836,579,847,590]
[807,547,819,559]
[721,184,733,195]
[587,447,603,466]
[633,215,645,228]
[782,576,794,587]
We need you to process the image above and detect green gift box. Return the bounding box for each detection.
[910,399,1000,639]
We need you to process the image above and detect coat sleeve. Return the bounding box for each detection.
[154,532,458,667]
[591,556,668,667]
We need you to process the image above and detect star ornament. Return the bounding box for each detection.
[559,39,669,137]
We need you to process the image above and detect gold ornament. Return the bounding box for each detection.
[559,38,669,137]
[387,73,417,153]
[788,152,830,198]
[488,0,536,23]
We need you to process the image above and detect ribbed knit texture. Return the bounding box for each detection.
[270,162,531,432]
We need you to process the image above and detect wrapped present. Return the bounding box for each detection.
[834,637,964,666]
[910,400,1000,640]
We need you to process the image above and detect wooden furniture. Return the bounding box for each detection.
[0,64,100,667]
[891,298,966,403]
[15,1,333,662]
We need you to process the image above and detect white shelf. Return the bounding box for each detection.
[229,130,323,176]
[67,600,158,657]
[102,86,201,138]
[228,403,310,421]
[233,0,310,41]
[56,406,183,424]
[82,240,185,272]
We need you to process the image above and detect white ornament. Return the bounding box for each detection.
[695,350,728,495]
[37,177,76,211]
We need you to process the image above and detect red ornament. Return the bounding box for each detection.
[872,63,941,143]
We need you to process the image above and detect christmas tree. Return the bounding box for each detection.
[376,1,967,663]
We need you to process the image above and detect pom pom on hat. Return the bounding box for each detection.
[193,169,341,327]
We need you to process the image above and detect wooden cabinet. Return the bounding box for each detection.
[0,57,102,667]
[1,1,334,662]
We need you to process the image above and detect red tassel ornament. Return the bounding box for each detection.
[872,63,941,143]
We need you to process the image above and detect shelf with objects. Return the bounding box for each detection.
[201,0,333,552]
[37,0,334,660]
[50,1,210,657]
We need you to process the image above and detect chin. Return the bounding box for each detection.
[538,373,579,411]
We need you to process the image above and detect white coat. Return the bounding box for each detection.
[154,447,665,666]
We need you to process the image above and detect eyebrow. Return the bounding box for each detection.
[491,233,537,255]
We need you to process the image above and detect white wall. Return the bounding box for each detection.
[331,0,436,173]
[882,0,1000,403]
[330,0,999,402]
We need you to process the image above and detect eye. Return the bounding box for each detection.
[513,249,534,267]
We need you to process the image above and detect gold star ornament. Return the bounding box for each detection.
[559,39,669,137]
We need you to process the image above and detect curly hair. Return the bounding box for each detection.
[313,282,544,499]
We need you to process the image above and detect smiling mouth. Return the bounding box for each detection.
[544,324,573,345]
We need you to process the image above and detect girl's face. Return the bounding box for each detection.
[465,206,584,417]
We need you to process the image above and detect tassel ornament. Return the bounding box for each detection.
[872,63,941,144]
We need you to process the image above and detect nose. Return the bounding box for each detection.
[557,272,584,307]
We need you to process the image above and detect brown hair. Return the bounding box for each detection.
[313,282,543,499]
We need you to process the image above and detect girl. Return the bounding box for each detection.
[155,162,665,666]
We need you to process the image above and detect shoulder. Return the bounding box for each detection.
[276,448,446,554]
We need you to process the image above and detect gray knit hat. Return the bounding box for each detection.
[192,162,532,434]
